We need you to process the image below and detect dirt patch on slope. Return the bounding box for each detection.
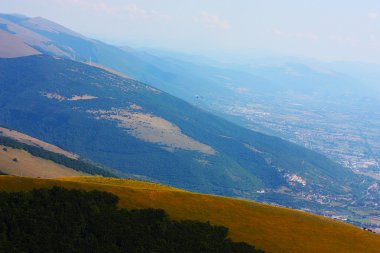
[42,92,97,101]
[88,108,215,155]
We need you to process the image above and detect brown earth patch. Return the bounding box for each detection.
[88,108,215,155]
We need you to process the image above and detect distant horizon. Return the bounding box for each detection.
[1,0,380,64]
[2,11,379,67]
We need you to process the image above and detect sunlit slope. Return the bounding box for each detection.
[0,176,379,253]
[0,130,116,177]
[0,145,83,178]
[0,127,78,159]
[0,29,40,58]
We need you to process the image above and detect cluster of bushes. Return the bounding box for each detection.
[0,135,115,177]
[0,187,264,253]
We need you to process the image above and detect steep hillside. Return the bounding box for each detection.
[3,14,377,179]
[0,176,379,253]
[0,129,116,178]
[0,29,40,58]
[0,15,71,57]
[0,13,171,89]
[0,126,77,159]
[0,54,375,214]
[0,144,83,178]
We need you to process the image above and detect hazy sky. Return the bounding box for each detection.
[1,0,380,63]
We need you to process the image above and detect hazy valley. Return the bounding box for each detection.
[0,4,380,252]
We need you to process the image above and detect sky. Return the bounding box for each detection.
[1,0,380,63]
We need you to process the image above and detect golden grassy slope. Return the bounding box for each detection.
[0,176,379,253]
[0,146,84,178]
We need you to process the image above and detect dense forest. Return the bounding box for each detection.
[0,135,115,177]
[0,187,265,253]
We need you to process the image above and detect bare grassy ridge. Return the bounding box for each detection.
[0,127,78,159]
[83,61,132,79]
[0,30,40,58]
[0,146,84,178]
[0,176,379,253]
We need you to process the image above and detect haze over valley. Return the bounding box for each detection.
[0,1,380,252]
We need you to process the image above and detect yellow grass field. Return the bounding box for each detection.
[0,145,84,178]
[0,176,379,253]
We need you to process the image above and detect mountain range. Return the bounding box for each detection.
[0,13,378,217]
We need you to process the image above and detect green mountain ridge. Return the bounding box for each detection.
[0,55,374,214]
[0,13,379,221]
